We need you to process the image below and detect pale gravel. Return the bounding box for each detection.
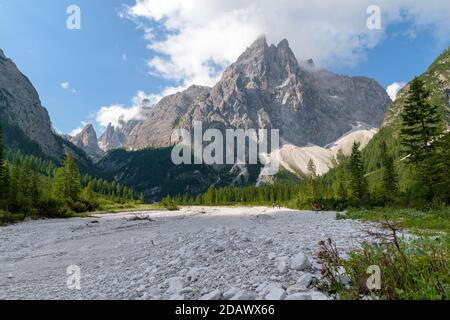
[0,207,381,300]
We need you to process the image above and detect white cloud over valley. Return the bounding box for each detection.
[128,0,450,92]
[95,91,160,129]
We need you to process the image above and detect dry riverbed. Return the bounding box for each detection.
[0,207,381,300]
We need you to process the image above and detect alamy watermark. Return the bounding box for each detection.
[66,5,81,30]
[366,265,381,290]
[367,5,381,30]
[66,264,81,290]
[171,122,280,176]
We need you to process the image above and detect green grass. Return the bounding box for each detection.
[0,201,162,226]
[327,206,450,300]
[318,236,449,300]
[337,206,450,233]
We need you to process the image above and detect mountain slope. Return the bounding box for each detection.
[126,38,391,150]
[363,47,450,172]
[0,49,93,170]
[273,125,378,176]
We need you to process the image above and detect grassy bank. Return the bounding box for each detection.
[0,201,161,226]
[321,207,450,300]
[338,206,450,233]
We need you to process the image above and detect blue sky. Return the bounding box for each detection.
[0,0,449,136]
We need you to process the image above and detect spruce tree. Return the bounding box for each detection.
[401,77,444,163]
[400,77,445,199]
[349,142,368,205]
[305,159,317,202]
[380,141,398,202]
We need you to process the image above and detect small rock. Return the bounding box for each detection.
[296,273,313,288]
[277,260,288,274]
[265,287,286,300]
[286,285,305,295]
[335,266,351,286]
[230,291,255,300]
[169,294,185,300]
[290,253,311,271]
[200,289,222,300]
[180,287,194,294]
[223,287,239,300]
[285,293,312,300]
[268,252,276,260]
[310,291,329,300]
[167,277,185,294]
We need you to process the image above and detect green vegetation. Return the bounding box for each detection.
[318,235,449,300]
[0,124,143,225]
[338,207,450,234]
[173,183,299,207]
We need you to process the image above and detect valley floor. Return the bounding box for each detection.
[0,207,382,300]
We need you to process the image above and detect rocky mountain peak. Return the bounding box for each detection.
[127,37,391,150]
[70,124,104,162]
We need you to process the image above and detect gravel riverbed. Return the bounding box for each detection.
[0,207,381,300]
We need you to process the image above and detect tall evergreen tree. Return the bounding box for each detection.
[0,125,9,209]
[349,142,368,205]
[401,77,444,163]
[52,153,80,202]
[400,77,445,199]
[381,141,398,202]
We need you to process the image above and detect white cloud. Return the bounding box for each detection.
[128,0,450,91]
[69,127,84,137]
[61,81,76,93]
[96,91,160,129]
[387,82,407,101]
[69,121,90,137]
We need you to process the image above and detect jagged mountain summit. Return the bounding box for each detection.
[126,37,391,150]
[69,124,104,162]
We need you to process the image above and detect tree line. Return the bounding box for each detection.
[175,78,449,210]
[0,128,143,219]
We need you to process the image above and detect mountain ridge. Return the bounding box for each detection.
[125,38,391,150]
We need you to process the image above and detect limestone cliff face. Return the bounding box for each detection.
[126,38,391,150]
[0,49,61,155]
[69,124,104,162]
[0,49,93,170]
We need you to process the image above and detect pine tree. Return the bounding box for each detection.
[400,77,445,200]
[401,77,444,163]
[307,159,317,179]
[349,142,368,205]
[0,125,10,209]
[305,159,317,202]
[52,153,80,203]
[81,181,95,202]
[380,141,398,202]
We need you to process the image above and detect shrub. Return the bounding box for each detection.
[161,196,179,211]
[36,197,70,218]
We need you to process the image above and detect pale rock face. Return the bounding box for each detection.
[69,124,104,162]
[125,38,390,150]
[267,124,378,177]
[0,49,61,156]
